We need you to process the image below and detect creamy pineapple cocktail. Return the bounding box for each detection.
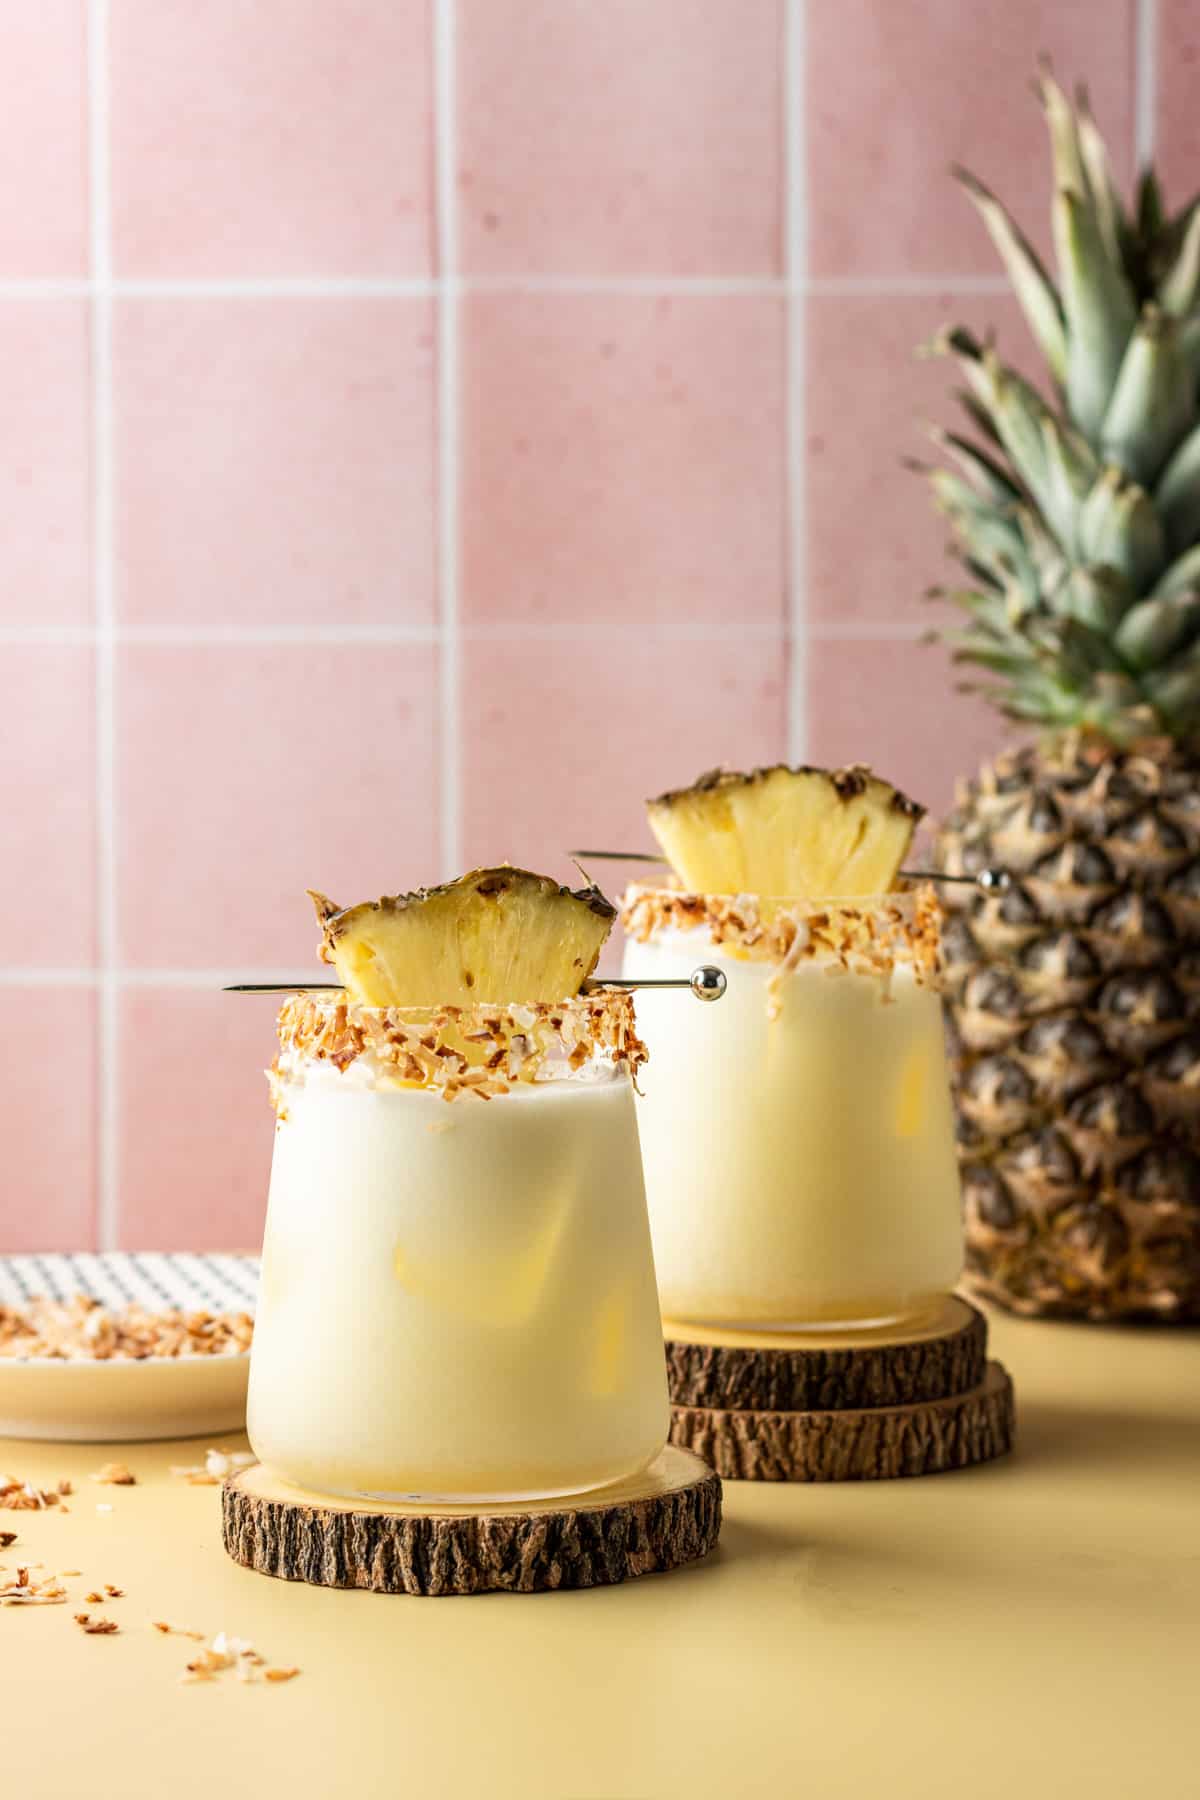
[622,765,964,1331]
[248,868,669,1503]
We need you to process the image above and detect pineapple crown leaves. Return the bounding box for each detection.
[922,64,1200,745]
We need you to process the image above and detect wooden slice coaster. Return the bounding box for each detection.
[664,1295,988,1413]
[222,1444,721,1596]
[671,1361,1015,1482]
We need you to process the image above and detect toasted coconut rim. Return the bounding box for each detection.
[620,883,943,987]
[270,989,647,1105]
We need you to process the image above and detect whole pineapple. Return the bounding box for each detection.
[926,70,1200,1320]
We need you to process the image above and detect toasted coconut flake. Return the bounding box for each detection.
[264,1667,300,1683]
[169,1463,220,1486]
[270,990,647,1110]
[0,1474,69,1512]
[0,1295,252,1362]
[91,1462,136,1487]
[0,1531,16,1549]
[1,1565,70,1608]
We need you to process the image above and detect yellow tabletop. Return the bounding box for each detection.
[2,1305,1197,1800]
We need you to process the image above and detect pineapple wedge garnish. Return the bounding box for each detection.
[646,764,924,898]
[310,867,616,1007]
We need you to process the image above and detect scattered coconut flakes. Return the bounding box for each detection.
[167,1448,254,1485]
[75,1614,119,1635]
[169,1466,219,1486]
[187,1648,230,1674]
[91,1462,136,1486]
[1,1568,69,1606]
[0,1474,69,1512]
[151,1621,205,1640]
[0,1531,16,1549]
[165,1626,295,1689]
[84,1591,103,1603]
[0,1295,253,1363]
[103,1584,123,1598]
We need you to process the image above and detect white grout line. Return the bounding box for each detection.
[784,0,806,761]
[461,274,787,295]
[1134,0,1157,167]
[0,969,102,987]
[2,619,798,647]
[462,620,784,642]
[111,622,439,646]
[113,277,438,298]
[805,275,1010,297]
[433,0,461,878]
[0,624,97,644]
[808,621,927,641]
[0,280,92,299]
[0,624,438,646]
[0,274,1012,301]
[0,969,340,988]
[87,0,118,1252]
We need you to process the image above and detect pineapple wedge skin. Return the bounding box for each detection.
[646,763,924,899]
[312,867,616,1008]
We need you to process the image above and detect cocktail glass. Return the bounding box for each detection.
[247,991,669,1501]
[621,886,963,1331]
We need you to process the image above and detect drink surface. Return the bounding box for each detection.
[626,924,964,1330]
[248,1063,669,1501]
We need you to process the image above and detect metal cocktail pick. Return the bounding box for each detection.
[568,849,1012,893]
[224,966,728,1002]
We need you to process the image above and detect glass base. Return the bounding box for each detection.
[280,1457,659,1508]
[683,1300,944,1336]
[336,1479,617,1506]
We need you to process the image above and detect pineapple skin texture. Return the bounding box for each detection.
[938,736,1200,1321]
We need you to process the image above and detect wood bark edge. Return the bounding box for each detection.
[221,1455,722,1596]
[669,1361,1015,1482]
[665,1300,988,1412]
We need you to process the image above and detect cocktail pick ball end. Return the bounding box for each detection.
[690,965,727,1003]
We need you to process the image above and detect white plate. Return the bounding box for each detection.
[0,1252,257,1442]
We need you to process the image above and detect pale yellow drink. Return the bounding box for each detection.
[622,889,963,1330]
[248,994,668,1501]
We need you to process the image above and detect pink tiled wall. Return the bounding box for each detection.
[0,0,1180,1250]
